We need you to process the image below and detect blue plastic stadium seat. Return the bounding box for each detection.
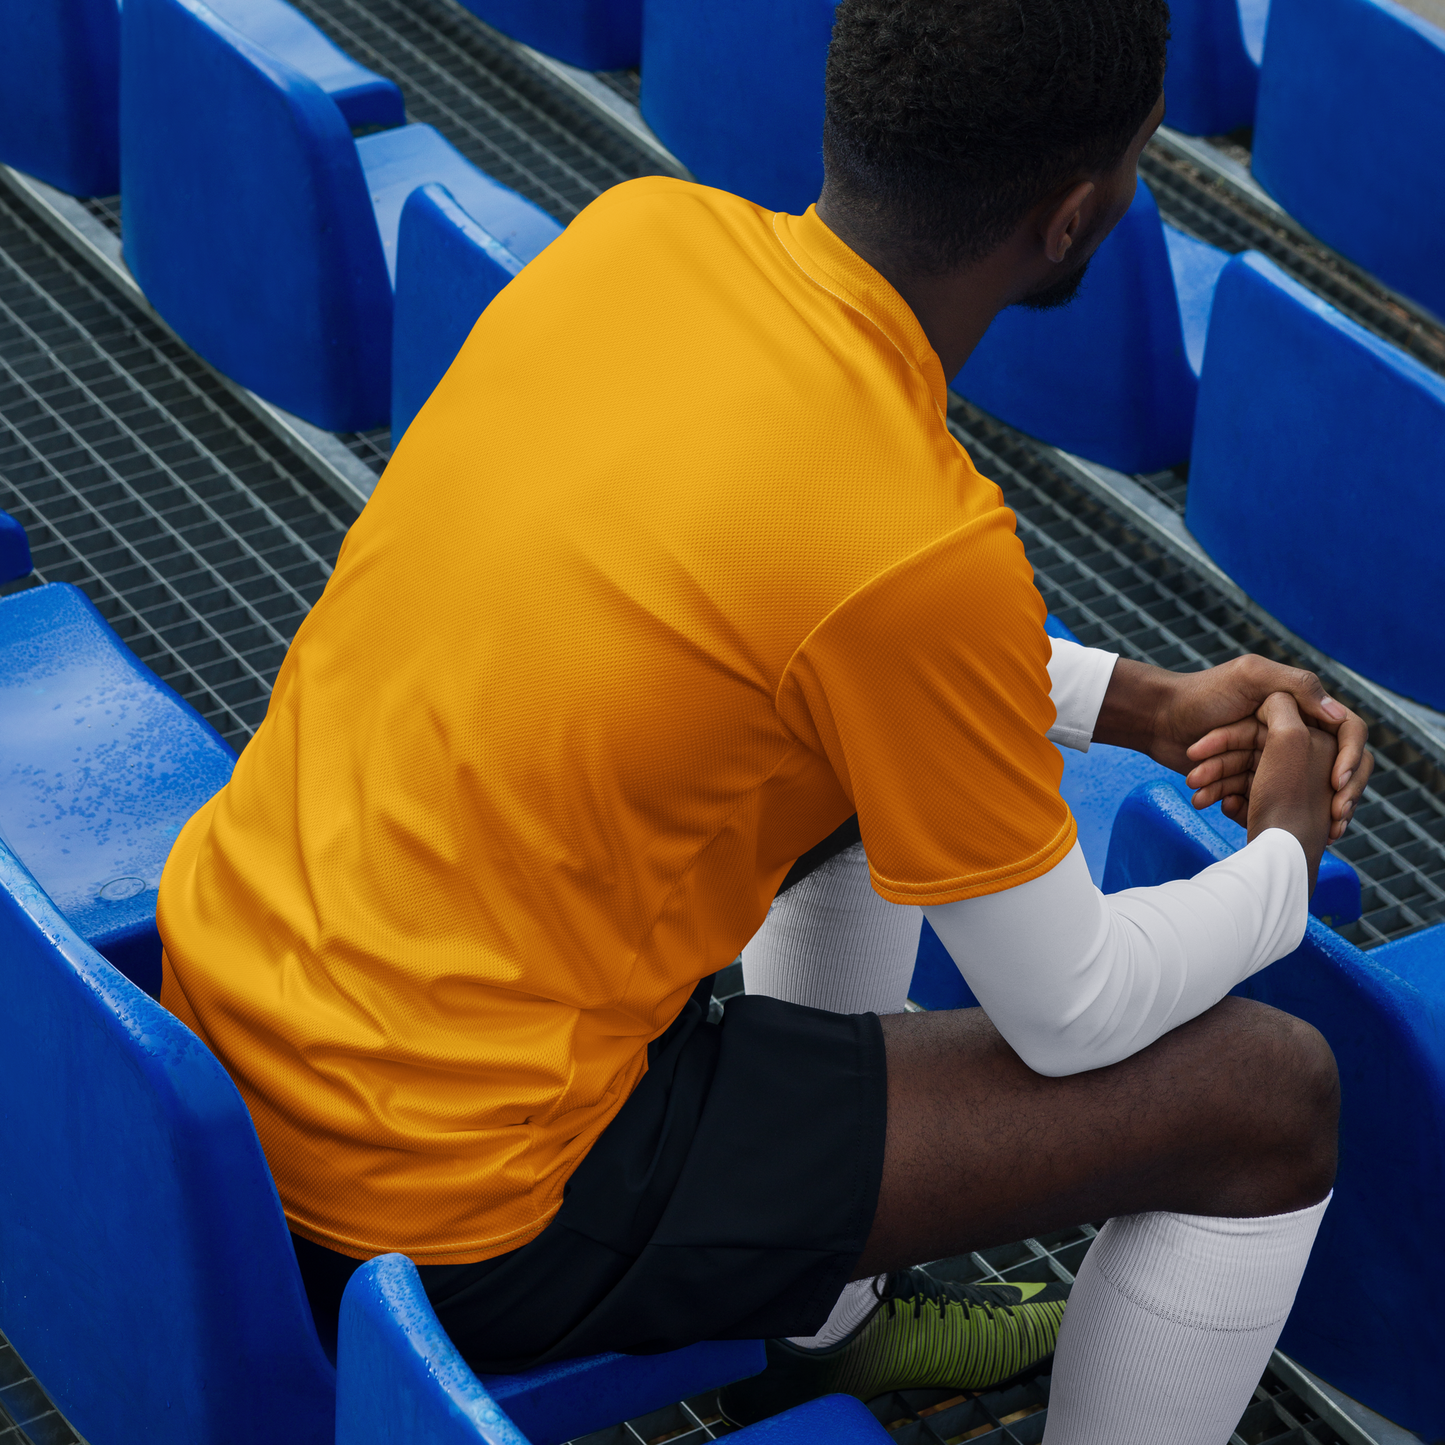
[0,582,236,997]
[0,835,335,1445]
[0,0,121,197]
[1186,252,1445,711]
[1104,780,1445,1441]
[203,0,406,129]
[0,506,32,581]
[338,1255,880,1445]
[640,0,837,215]
[953,182,1230,474]
[1161,0,1269,136]
[908,614,1359,1009]
[122,0,557,432]
[1252,0,1445,323]
[391,182,562,445]
[453,0,641,71]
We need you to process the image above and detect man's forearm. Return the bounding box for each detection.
[923,834,1310,1077]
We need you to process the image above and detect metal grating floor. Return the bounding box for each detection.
[0,186,358,753]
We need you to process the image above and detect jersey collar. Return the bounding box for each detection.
[772,205,949,414]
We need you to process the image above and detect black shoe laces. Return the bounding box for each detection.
[875,1268,1019,1321]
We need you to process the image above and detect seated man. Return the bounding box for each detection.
[157,0,1372,1439]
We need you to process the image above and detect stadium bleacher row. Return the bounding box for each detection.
[0,0,1443,1441]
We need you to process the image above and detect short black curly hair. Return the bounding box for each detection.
[824,0,1171,273]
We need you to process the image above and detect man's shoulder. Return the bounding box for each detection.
[573,176,775,247]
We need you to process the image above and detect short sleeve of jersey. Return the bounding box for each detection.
[775,506,1076,905]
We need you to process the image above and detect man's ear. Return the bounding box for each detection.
[1043,180,1096,265]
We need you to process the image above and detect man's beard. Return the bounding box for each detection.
[1015,254,1093,311]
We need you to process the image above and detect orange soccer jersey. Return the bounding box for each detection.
[158,179,1074,1264]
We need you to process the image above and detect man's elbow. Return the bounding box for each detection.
[993,1018,1141,1079]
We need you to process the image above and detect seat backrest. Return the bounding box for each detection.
[0,583,237,994]
[1103,778,1445,1441]
[390,183,559,445]
[0,838,335,1445]
[122,0,394,431]
[1185,251,1445,710]
[0,0,120,196]
[1161,0,1265,135]
[455,0,641,71]
[640,0,839,213]
[953,181,1201,474]
[204,0,405,130]
[1252,0,1445,322]
[0,506,32,581]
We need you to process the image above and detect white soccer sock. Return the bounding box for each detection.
[742,842,922,1016]
[787,1275,882,1350]
[1043,1194,1332,1445]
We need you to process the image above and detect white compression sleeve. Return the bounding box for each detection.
[923,833,1309,1076]
[1046,638,1118,753]
[1044,1195,1331,1445]
[742,841,921,1015]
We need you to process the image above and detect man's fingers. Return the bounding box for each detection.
[1221,794,1249,825]
[1256,691,1309,734]
[1186,718,1262,763]
[1191,773,1253,810]
[1185,748,1260,790]
[1331,714,1371,793]
[1242,655,1348,731]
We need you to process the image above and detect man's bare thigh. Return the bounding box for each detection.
[852,998,1338,1279]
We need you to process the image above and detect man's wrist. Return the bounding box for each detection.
[1092,658,1177,755]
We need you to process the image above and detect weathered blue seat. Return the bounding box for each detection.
[122,0,556,432]
[0,0,120,196]
[954,181,1230,474]
[1161,0,1269,136]
[1186,252,1445,711]
[0,834,337,1445]
[1252,0,1445,323]
[391,182,561,446]
[337,1254,881,1445]
[909,615,1359,1008]
[454,0,641,71]
[640,0,837,214]
[0,582,235,997]
[1104,779,1445,1442]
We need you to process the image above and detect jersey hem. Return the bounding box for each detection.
[284,1203,560,1266]
[869,814,1078,906]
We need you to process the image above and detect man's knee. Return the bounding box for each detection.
[1213,998,1339,1204]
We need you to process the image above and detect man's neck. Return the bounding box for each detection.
[813,195,1013,380]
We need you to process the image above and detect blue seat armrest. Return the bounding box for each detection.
[203,0,405,129]
[1162,223,1230,377]
[358,124,561,286]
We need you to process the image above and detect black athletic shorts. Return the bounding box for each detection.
[294,968,887,1372]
